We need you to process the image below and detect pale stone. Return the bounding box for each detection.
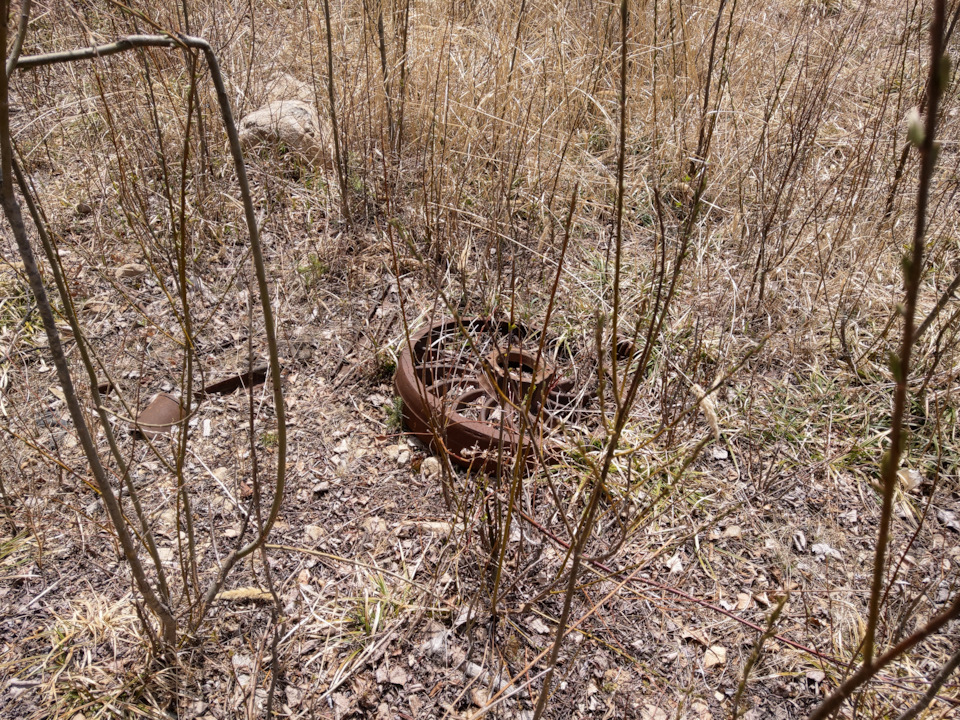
[239,100,330,168]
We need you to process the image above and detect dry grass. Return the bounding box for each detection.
[0,0,958,717]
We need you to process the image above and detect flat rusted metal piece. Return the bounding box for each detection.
[135,392,185,439]
[200,365,268,396]
[395,317,599,474]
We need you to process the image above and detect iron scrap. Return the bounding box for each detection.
[395,317,602,474]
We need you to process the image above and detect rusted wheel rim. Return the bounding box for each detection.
[395,317,600,473]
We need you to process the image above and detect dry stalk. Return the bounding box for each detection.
[809,0,951,715]
[321,0,353,223]
[9,30,288,651]
[0,10,180,655]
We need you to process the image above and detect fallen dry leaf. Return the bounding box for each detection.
[216,587,272,602]
[691,383,721,440]
[332,693,353,714]
[937,509,960,533]
[703,645,727,668]
[642,704,669,720]
[362,515,388,534]
[690,701,712,719]
[682,627,711,646]
[898,468,922,492]
[470,687,489,707]
[793,530,807,552]
[527,616,550,634]
[416,521,455,534]
[388,666,408,686]
[811,543,842,560]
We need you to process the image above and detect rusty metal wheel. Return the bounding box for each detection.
[395,317,601,473]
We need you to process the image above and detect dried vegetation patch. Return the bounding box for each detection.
[0,0,958,718]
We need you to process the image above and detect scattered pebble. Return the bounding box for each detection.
[420,456,441,480]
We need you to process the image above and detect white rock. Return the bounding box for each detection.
[284,686,304,708]
[421,456,441,480]
[388,666,408,686]
[239,100,330,168]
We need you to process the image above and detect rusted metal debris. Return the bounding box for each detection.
[395,317,601,474]
[135,392,185,439]
[130,364,271,439]
[199,365,268,396]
